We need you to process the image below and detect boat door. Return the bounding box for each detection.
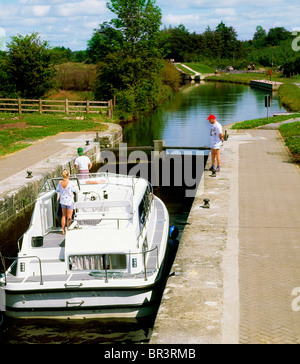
[40,194,55,235]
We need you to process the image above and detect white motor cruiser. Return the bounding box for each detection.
[0,173,173,319]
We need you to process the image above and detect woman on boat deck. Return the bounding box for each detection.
[56,169,79,235]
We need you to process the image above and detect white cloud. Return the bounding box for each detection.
[163,14,202,26]
[214,8,236,17]
[32,5,51,16]
[54,1,107,17]
[0,0,298,50]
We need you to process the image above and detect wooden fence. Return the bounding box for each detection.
[0,98,113,118]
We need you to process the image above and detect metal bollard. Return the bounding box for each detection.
[203,198,210,208]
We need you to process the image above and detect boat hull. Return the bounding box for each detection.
[1,173,172,321]
[4,281,165,320]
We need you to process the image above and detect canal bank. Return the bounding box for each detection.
[151,123,300,344]
[0,123,122,256]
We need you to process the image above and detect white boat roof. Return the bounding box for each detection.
[65,228,137,256]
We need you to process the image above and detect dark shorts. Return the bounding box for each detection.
[61,203,74,210]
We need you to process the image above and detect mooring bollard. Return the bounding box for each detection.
[203,198,210,208]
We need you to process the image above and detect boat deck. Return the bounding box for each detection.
[5,199,167,285]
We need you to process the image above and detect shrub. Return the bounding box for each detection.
[55,63,97,91]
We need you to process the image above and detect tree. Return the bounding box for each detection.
[215,21,240,59]
[253,26,267,48]
[93,0,164,119]
[4,33,56,98]
[162,25,193,62]
[87,22,123,63]
[106,0,163,58]
[266,27,290,46]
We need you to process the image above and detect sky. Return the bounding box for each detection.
[0,0,299,51]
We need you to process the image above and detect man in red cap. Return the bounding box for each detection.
[207,115,224,172]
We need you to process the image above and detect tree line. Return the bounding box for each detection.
[0,0,299,120]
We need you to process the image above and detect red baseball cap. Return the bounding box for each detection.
[207,115,216,120]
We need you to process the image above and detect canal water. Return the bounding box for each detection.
[0,81,286,344]
[123,81,285,148]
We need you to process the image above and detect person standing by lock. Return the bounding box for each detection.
[74,147,92,178]
[207,115,224,172]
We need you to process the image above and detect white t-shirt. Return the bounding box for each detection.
[74,155,91,171]
[210,121,223,148]
[56,181,79,206]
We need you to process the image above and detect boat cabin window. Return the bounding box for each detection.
[69,254,127,271]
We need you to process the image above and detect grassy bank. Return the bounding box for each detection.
[231,114,300,129]
[279,122,300,160]
[278,83,300,112]
[0,113,108,157]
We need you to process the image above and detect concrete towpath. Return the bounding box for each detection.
[0,132,95,181]
[151,125,300,344]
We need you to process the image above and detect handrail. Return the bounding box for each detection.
[1,245,159,287]
[0,256,44,286]
[17,234,24,252]
[137,183,154,247]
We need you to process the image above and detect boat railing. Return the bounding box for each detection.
[0,245,159,286]
[74,200,133,220]
[131,246,159,282]
[0,253,44,286]
[39,172,144,197]
[137,185,154,247]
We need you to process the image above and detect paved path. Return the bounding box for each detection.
[152,126,300,344]
[237,129,300,344]
[0,132,96,182]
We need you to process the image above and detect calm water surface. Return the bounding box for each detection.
[0,81,286,344]
[123,81,285,148]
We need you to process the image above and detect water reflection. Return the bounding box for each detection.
[123,81,285,148]
[0,317,154,344]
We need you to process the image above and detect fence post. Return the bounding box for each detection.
[86,100,90,114]
[66,99,69,115]
[18,98,22,114]
[39,99,43,114]
[110,99,113,119]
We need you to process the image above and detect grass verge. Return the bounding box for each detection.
[279,122,300,161]
[0,113,109,157]
[231,114,300,129]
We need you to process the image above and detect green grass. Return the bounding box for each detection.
[184,63,215,74]
[278,83,300,112]
[279,122,300,158]
[206,73,267,85]
[231,114,300,129]
[0,113,108,157]
[176,64,195,75]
